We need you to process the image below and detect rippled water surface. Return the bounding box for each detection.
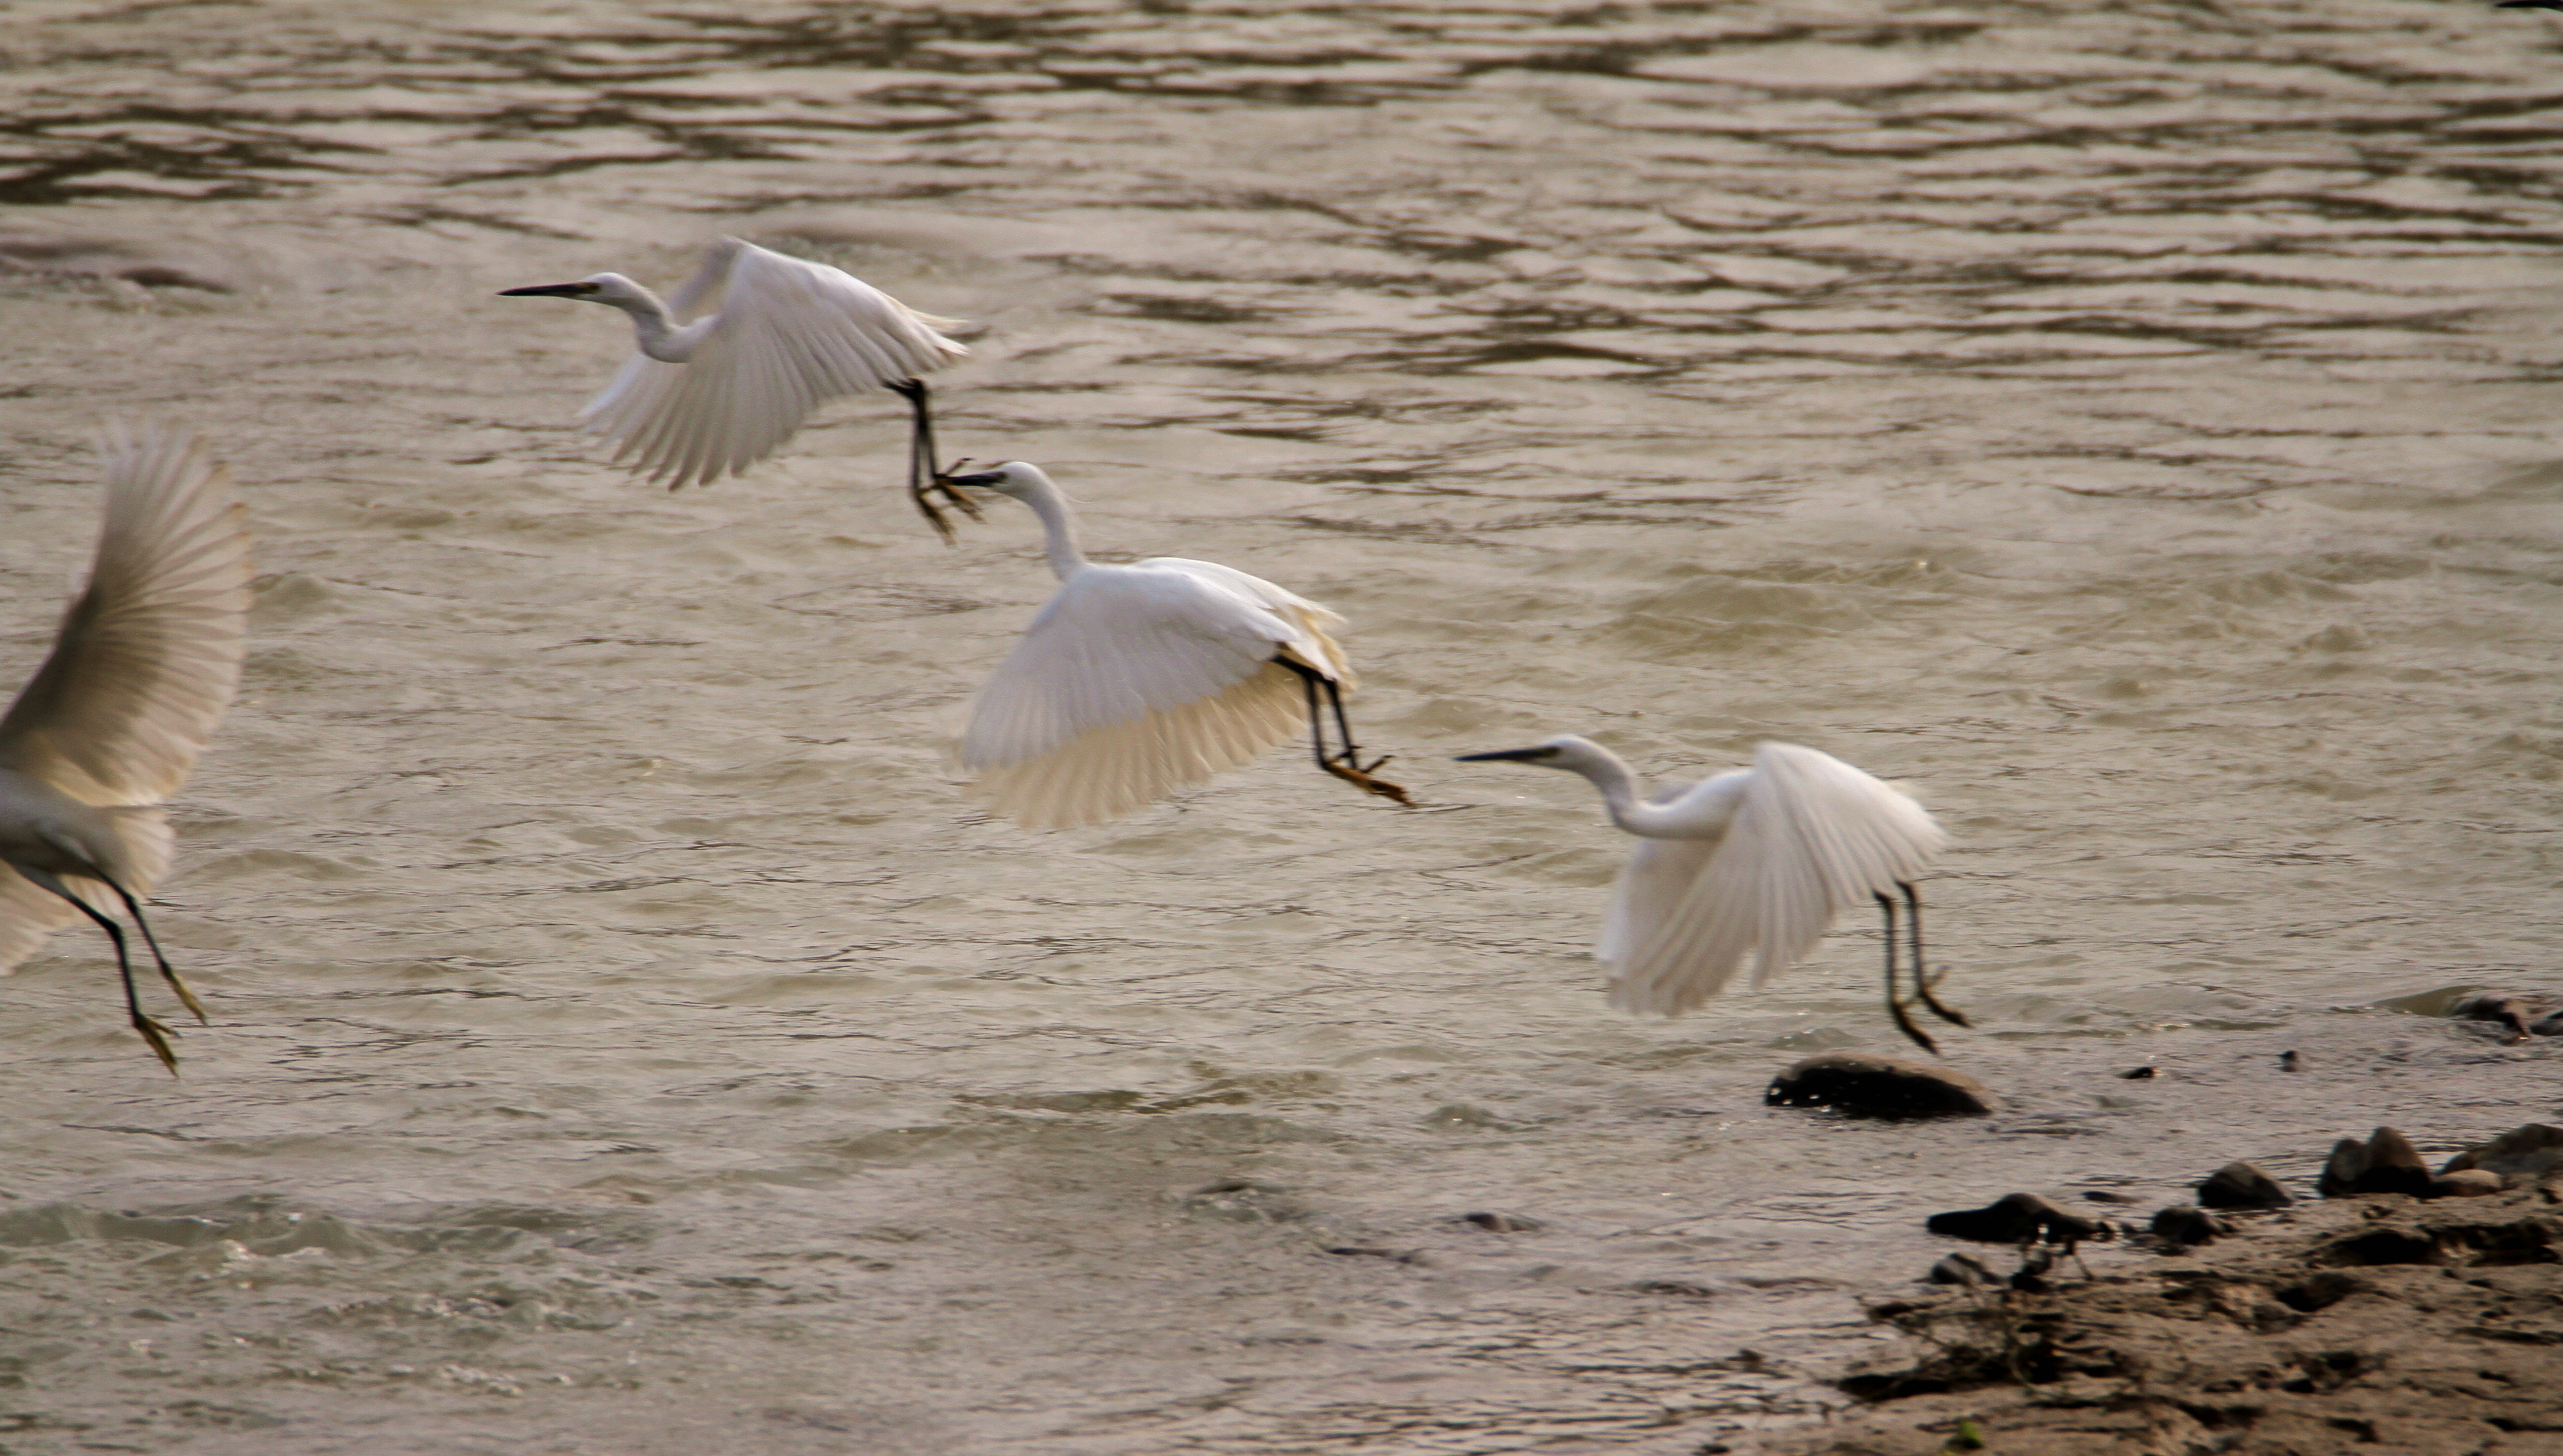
[5,1,2563,1451]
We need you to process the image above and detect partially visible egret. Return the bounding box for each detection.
[1456,735,1965,1053]
[945,462,1409,830]
[499,237,976,535]
[1,424,252,1071]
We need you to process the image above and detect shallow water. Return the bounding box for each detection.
[3,0,2563,1451]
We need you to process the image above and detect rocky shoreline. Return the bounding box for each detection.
[1743,1128,2563,1456]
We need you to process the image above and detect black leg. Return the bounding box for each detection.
[1293,662,1329,769]
[1271,657,1411,806]
[890,379,980,544]
[25,870,178,1073]
[1903,881,1970,1028]
[1877,890,1938,1056]
[105,880,206,1024]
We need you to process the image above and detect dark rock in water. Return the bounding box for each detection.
[2080,1190,2138,1205]
[1928,1252,1998,1286]
[1458,1211,1544,1233]
[2440,1123,2563,1186]
[2320,1126,2432,1198]
[1927,1192,2110,1246]
[2116,1064,2158,1079]
[2150,1204,2231,1248]
[2448,992,2557,1043]
[1325,1245,1427,1265]
[2428,1169,2504,1199]
[1765,1053,1996,1119]
[2279,1050,2301,1072]
[2198,1161,2292,1209]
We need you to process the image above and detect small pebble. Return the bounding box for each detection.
[2427,1169,2503,1199]
[2149,1204,2230,1248]
[2278,1050,2301,1071]
[2197,1161,2292,1210]
[1928,1252,1998,1286]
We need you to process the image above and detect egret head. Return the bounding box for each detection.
[1455,734,1611,775]
[941,461,1058,503]
[497,273,651,309]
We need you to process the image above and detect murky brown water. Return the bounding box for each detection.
[4,1,2563,1451]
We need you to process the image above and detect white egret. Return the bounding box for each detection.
[945,462,1409,830]
[1,424,252,1071]
[1456,735,1965,1052]
[499,237,976,535]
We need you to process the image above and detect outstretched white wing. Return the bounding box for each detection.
[0,423,248,971]
[960,560,1347,831]
[1607,745,1943,1016]
[582,238,970,489]
[0,424,251,810]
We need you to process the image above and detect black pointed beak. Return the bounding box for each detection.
[497,283,591,298]
[1455,747,1554,763]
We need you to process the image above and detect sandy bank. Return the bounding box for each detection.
[1753,1175,2563,1456]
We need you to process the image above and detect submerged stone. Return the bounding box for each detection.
[1764,1053,1995,1120]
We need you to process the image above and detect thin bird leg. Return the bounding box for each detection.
[1902,881,1970,1028]
[1273,659,1411,806]
[890,379,981,543]
[1876,890,1939,1057]
[105,879,207,1024]
[26,872,178,1074]
[1295,664,1330,770]
[889,380,953,543]
[1314,675,1411,806]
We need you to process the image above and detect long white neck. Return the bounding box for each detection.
[1567,748,1704,839]
[606,289,717,363]
[1009,468,1090,581]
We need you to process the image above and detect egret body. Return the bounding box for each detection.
[948,462,1407,830]
[1458,735,1964,1052]
[1,424,252,1070]
[500,238,975,533]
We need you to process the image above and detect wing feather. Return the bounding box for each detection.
[0,423,251,809]
[1608,744,1944,1015]
[578,239,970,490]
[960,561,1347,830]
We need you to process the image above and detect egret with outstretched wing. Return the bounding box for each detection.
[0,424,252,1070]
[948,462,1409,830]
[501,238,975,534]
[1457,735,1962,1052]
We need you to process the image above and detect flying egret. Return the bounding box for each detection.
[499,237,977,536]
[944,461,1409,830]
[1,424,252,1071]
[1456,735,1966,1053]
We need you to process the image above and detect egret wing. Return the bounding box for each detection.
[0,424,251,811]
[582,239,970,489]
[1611,745,1944,1015]
[961,563,1318,830]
